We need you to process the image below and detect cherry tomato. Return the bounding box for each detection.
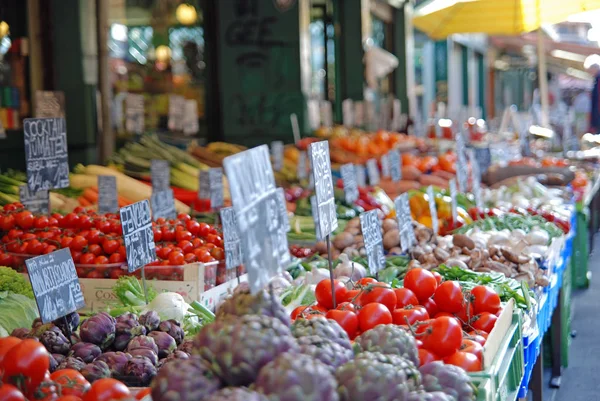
[56,397,83,401]
[421,316,462,357]
[198,223,210,237]
[336,302,356,312]
[290,306,310,320]
[70,236,88,252]
[315,279,347,309]
[101,239,119,255]
[467,332,488,345]
[177,213,191,222]
[78,214,93,230]
[344,289,360,303]
[168,251,185,266]
[88,244,103,257]
[392,305,429,326]
[418,348,438,366]
[0,215,15,231]
[421,298,438,317]
[175,230,193,243]
[210,247,224,261]
[434,281,464,313]
[3,339,50,392]
[161,227,176,242]
[461,339,484,361]
[0,337,21,368]
[454,302,474,325]
[326,309,359,338]
[94,220,111,234]
[394,288,419,308]
[356,283,397,312]
[108,253,125,264]
[443,351,482,372]
[178,240,193,254]
[81,378,130,401]
[471,312,497,333]
[184,253,197,263]
[0,383,26,401]
[80,253,96,265]
[470,286,501,315]
[432,271,443,285]
[15,211,34,230]
[357,303,392,332]
[62,213,80,229]
[185,220,201,236]
[356,277,377,287]
[60,236,74,249]
[50,369,90,397]
[87,230,103,245]
[26,240,44,255]
[403,268,438,301]
[94,256,109,265]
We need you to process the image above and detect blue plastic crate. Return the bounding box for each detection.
[518,329,541,398]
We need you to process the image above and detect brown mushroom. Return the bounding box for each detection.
[501,248,530,264]
[453,234,475,250]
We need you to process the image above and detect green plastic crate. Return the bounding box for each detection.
[572,206,590,289]
[470,309,524,401]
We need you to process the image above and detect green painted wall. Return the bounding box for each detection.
[333,0,364,121]
[215,0,306,145]
[461,45,469,106]
[434,40,448,104]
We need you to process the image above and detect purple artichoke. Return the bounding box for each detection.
[10,328,30,339]
[48,353,58,373]
[127,335,158,354]
[151,357,221,401]
[407,391,453,401]
[70,342,102,363]
[80,312,116,350]
[116,312,138,323]
[158,320,184,345]
[419,361,474,401]
[139,311,160,332]
[205,388,268,401]
[53,312,80,336]
[114,317,146,351]
[157,350,189,368]
[148,331,176,358]
[129,348,158,366]
[124,356,157,386]
[177,340,194,354]
[40,326,71,355]
[81,360,111,383]
[95,351,131,375]
[57,356,86,372]
[52,354,66,367]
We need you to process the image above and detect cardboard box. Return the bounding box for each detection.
[200,274,248,312]
[78,262,209,314]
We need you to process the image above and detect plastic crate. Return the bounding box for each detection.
[517,329,541,398]
[470,306,524,401]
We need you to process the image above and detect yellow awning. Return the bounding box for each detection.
[413,0,600,39]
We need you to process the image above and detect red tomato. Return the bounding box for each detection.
[60,236,74,249]
[175,230,193,243]
[470,286,501,314]
[403,268,438,301]
[432,271,443,285]
[357,303,392,332]
[80,253,95,265]
[467,332,488,345]
[94,256,109,265]
[88,244,103,257]
[0,337,22,367]
[454,302,474,325]
[443,351,482,372]
[78,214,93,230]
[0,215,15,231]
[356,277,377,287]
[185,220,201,236]
[15,211,34,229]
[101,239,119,255]
[62,213,80,229]
[108,253,125,264]
[290,306,310,320]
[461,339,484,361]
[178,240,193,254]
[198,223,211,237]
[26,240,44,255]
[394,288,418,308]
[184,253,197,263]
[34,216,50,230]
[70,236,88,252]
[81,378,130,401]
[50,369,90,397]
[3,339,50,392]
[344,289,360,303]
[210,247,224,261]
[161,227,176,242]
[418,348,438,366]
[177,213,191,222]
[336,302,356,312]
[421,316,462,357]
[471,312,497,333]
[56,397,83,401]
[87,230,103,245]
[325,309,359,338]
[392,305,429,326]
[421,298,438,317]
[434,281,464,313]
[168,251,185,266]
[315,279,347,309]
[0,383,26,401]
[356,284,397,312]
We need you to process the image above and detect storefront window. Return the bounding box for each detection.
[107,0,205,139]
[309,1,336,103]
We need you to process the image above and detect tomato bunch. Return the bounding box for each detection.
[0,337,139,401]
[0,204,225,280]
[289,245,315,258]
[292,268,503,373]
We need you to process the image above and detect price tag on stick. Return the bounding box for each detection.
[366,159,380,186]
[168,95,185,132]
[297,151,308,180]
[26,248,85,324]
[449,179,458,224]
[199,168,224,210]
[151,160,170,192]
[355,165,367,188]
[310,196,322,241]
[359,210,386,275]
[426,186,439,234]
[23,118,70,192]
[19,186,49,215]
[151,189,177,221]
[97,176,118,214]
[394,193,416,252]
[468,150,483,209]
[381,154,391,178]
[389,150,402,182]
[340,163,359,204]
[220,207,243,271]
[223,145,290,293]
[271,141,284,172]
[125,94,145,134]
[455,133,468,193]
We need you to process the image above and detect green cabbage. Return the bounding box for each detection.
[0,291,39,335]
